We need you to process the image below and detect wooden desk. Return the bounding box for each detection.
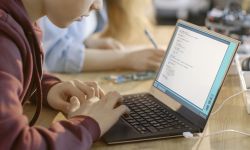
[24,73,250,150]
[23,26,250,149]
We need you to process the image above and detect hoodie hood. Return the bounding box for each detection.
[0,0,43,125]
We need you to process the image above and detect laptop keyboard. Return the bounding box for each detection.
[122,94,192,134]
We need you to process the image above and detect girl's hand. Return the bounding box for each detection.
[123,48,165,71]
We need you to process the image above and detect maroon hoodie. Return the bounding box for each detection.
[0,0,100,149]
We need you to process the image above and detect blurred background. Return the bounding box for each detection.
[103,0,250,52]
[154,0,249,25]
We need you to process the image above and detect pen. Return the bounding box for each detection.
[144,29,159,49]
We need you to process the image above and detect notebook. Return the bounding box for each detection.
[103,20,240,144]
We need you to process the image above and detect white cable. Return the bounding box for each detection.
[184,129,250,150]
[183,89,250,149]
[202,129,250,137]
[183,129,250,139]
[211,89,250,116]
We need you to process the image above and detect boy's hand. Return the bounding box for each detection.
[85,37,124,50]
[68,91,130,136]
[47,80,104,114]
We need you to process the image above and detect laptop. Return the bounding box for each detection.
[103,20,240,144]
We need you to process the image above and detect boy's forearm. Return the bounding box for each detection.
[82,49,127,71]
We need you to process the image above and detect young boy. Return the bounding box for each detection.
[0,0,129,149]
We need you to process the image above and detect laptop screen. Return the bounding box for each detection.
[153,22,238,119]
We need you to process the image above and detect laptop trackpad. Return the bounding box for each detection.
[103,119,139,143]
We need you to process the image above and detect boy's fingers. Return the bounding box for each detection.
[56,100,71,114]
[99,88,105,99]
[67,85,87,103]
[85,81,100,98]
[68,96,81,113]
[105,92,123,108]
[88,81,105,99]
[115,105,130,117]
[74,81,95,99]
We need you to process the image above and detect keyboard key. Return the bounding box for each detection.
[153,123,161,127]
[156,126,164,129]
[126,119,136,123]
[174,126,182,129]
[147,126,158,133]
[150,121,157,125]
[131,122,140,126]
[143,123,151,127]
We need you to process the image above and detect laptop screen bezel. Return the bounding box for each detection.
[150,20,240,130]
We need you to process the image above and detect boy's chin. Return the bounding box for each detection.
[49,19,72,29]
[54,21,72,28]
[56,24,70,28]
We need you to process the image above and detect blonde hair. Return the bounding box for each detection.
[101,0,155,44]
[242,0,250,11]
